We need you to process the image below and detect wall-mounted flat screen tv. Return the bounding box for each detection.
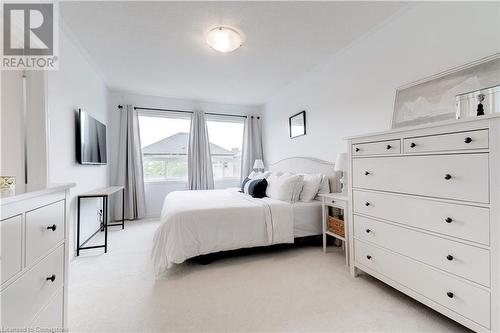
[77,109,107,165]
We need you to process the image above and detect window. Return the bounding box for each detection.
[138,112,245,183]
[138,113,191,182]
[207,117,244,180]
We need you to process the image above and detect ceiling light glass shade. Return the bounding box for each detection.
[206,26,243,53]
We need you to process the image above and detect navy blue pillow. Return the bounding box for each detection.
[244,178,268,198]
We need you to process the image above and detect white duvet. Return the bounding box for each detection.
[151,188,294,275]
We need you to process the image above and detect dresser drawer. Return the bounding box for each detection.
[353,190,490,245]
[355,240,490,328]
[1,245,64,327]
[404,130,489,154]
[26,200,65,266]
[352,139,400,156]
[352,154,489,203]
[30,287,64,330]
[354,215,490,286]
[1,215,23,283]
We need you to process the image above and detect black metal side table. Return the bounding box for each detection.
[76,186,125,256]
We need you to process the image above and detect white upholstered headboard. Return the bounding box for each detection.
[267,156,341,193]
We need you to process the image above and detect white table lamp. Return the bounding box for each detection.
[334,153,348,193]
[253,159,265,173]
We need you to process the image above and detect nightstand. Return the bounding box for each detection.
[318,193,349,266]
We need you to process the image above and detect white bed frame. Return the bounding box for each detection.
[267,156,340,193]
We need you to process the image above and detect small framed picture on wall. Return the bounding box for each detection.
[289,110,306,138]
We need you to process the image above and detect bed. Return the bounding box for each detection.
[152,157,339,275]
[292,200,323,237]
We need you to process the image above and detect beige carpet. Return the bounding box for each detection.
[69,219,471,332]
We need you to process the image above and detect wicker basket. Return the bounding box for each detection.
[328,216,345,237]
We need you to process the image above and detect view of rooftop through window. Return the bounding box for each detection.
[138,113,244,182]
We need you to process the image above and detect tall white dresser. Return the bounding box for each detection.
[347,115,500,332]
[1,184,74,331]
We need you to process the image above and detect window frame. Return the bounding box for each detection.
[138,110,191,183]
[137,111,246,184]
[205,114,245,182]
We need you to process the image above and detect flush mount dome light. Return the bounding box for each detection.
[206,26,243,53]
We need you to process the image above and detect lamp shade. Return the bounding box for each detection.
[253,159,264,170]
[334,153,348,171]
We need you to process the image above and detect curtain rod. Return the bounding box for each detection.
[117,105,258,119]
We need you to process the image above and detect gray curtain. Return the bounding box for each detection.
[188,111,214,190]
[241,116,263,180]
[116,105,146,220]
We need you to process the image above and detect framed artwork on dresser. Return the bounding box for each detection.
[392,53,500,129]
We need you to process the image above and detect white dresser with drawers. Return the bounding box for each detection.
[347,115,500,332]
[1,184,74,331]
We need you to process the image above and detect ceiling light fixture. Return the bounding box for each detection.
[206,26,243,53]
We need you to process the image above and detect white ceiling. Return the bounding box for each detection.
[61,1,407,105]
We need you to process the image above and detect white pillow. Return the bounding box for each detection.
[281,172,304,202]
[265,173,280,198]
[248,171,258,179]
[248,171,272,179]
[299,174,323,202]
[266,173,304,202]
[317,175,330,195]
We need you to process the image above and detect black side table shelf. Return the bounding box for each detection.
[77,186,125,256]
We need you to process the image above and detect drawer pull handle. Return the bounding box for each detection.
[46,274,56,282]
[364,171,370,176]
[445,217,453,223]
[386,145,391,150]
[366,255,372,260]
[444,174,452,180]
[331,200,335,204]
[355,148,360,152]
[446,255,454,261]
[447,292,454,298]
[365,229,371,233]
[464,137,472,144]
[410,142,416,148]
[46,224,57,231]
[365,202,370,206]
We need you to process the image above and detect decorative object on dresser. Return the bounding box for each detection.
[319,192,349,266]
[77,186,125,256]
[456,85,500,119]
[289,110,306,138]
[0,176,16,190]
[0,183,74,331]
[347,114,500,332]
[334,153,348,194]
[392,54,500,129]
